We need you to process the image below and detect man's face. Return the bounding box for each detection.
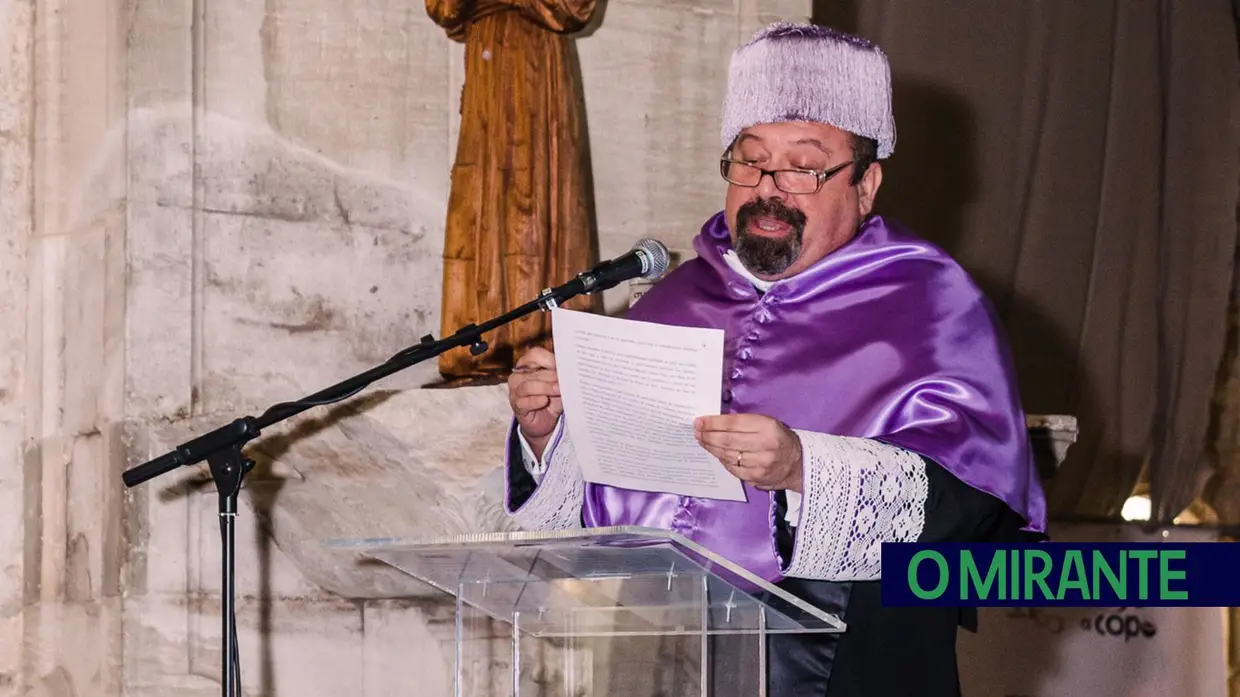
[724,121,882,280]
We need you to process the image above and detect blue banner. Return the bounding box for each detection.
[879,542,1240,607]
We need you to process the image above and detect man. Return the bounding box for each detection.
[502,21,1048,697]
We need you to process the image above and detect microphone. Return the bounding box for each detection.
[555,238,671,299]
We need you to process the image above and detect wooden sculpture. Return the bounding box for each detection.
[427,0,601,385]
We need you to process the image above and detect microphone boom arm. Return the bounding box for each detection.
[119,236,664,697]
[122,275,586,489]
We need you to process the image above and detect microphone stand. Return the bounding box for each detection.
[121,273,602,697]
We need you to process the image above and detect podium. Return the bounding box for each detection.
[325,526,845,696]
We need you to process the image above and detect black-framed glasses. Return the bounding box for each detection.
[719,158,854,195]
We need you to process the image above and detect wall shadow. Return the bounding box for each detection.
[873,76,978,270]
[810,3,1134,522]
[244,389,398,696]
[566,37,604,295]
[986,272,1144,522]
[811,2,981,280]
[811,0,861,34]
[154,390,397,696]
[576,0,609,38]
[798,5,1127,691]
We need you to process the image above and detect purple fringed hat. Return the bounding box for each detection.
[721,22,896,158]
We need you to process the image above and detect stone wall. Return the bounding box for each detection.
[0,0,34,691]
[0,0,810,694]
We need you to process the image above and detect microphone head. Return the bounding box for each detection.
[633,238,671,280]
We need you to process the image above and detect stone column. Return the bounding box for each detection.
[18,0,137,692]
[0,0,34,689]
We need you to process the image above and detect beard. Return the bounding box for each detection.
[734,197,807,277]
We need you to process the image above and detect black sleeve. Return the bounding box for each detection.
[918,457,1045,544]
[506,426,539,510]
[918,458,1046,632]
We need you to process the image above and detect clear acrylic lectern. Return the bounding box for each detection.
[325,526,845,697]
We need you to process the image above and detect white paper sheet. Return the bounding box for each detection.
[550,307,746,501]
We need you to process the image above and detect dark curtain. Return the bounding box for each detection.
[813,0,1240,522]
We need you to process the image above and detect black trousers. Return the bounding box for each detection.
[742,578,965,697]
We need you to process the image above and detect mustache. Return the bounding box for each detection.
[737,197,807,230]
[733,197,805,276]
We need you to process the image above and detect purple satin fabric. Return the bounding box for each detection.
[580,212,1047,584]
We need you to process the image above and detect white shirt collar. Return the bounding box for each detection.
[723,250,775,292]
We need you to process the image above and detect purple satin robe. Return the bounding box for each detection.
[580,212,1047,584]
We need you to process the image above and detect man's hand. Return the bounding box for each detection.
[694,413,804,492]
[507,347,561,458]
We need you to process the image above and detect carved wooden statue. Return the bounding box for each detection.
[427,0,601,385]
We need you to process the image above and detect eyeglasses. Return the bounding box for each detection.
[719,157,854,195]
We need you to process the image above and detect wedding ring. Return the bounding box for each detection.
[735,451,744,467]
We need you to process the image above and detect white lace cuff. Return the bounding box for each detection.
[779,430,928,581]
[508,420,584,532]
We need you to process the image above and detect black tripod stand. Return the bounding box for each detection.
[120,240,666,696]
